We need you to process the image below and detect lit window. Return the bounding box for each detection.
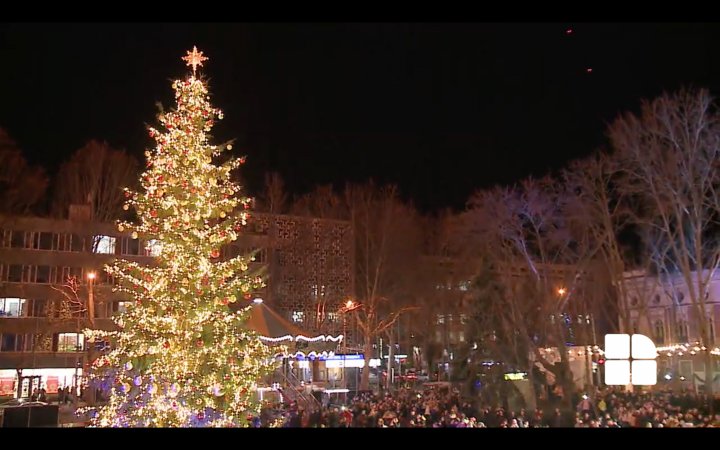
[117,302,128,314]
[458,331,465,342]
[145,239,162,257]
[327,312,338,322]
[437,314,445,325]
[0,298,26,317]
[292,311,305,323]
[57,333,84,352]
[94,236,116,254]
[458,281,470,291]
[460,314,468,325]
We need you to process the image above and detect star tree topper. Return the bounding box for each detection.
[182,46,208,75]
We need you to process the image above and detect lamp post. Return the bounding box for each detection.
[86,271,96,327]
[85,271,96,404]
[338,300,360,391]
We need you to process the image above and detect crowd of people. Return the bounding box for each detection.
[265,386,720,428]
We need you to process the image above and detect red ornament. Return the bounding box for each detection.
[221,298,229,305]
[124,191,132,198]
[163,341,170,349]
[158,175,164,182]
[196,339,203,347]
[150,210,158,218]
[202,276,209,285]
[243,293,252,300]
[211,249,220,258]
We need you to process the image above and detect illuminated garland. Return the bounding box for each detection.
[538,343,720,358]
[259,334,344,343]
[83,48,279,428]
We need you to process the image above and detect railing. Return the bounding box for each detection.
[275,368,321,410]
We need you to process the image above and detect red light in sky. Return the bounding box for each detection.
[566,28,573,35]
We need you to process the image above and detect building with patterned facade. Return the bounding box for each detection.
[0,211,353,399]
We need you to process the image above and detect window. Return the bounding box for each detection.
[8,265,22,282]
[37,232,53,250]
[36,266,51,283]
[458,331,465,342]
[53,233,71,251]
[144,239,162,257]
[0,298,26,317]
[460,314,468,325]
[435,330,443,342]
[93,235,116,254]
[630,297,639,307]
[57,333,84,352]
[292,311,305,323]
[120,237,140,256]
[458,281,470,291]
[70,234,84,252]
[327,312,338,323]
[21,265,36,283]
[676,320,688,342]
[0,229,10,248]
[437,315,445,325]
[117,302,128,314]
[653,320,665,344]
[10,231,24,248]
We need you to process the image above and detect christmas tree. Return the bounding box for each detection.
[85,47,277,427]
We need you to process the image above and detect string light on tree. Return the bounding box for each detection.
[83,47,278,428]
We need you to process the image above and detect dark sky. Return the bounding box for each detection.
[1,23,719,212]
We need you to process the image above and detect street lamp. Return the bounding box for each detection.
[338,300,361,353]
[557,287,567,296]
[86,271,96,324]
[338,300,361,392]
[85,271,97,404]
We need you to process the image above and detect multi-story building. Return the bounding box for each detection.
[0,210,353,400]
[620,269,720,391]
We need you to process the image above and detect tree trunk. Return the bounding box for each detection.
[706,351,715,414]
[360,337,373,391]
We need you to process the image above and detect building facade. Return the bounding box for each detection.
[0,211,353,399]
[620,270,720,391]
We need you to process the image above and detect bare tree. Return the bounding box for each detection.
[255,171,289,214]
[343,182,423,391]
[458,177,600,408]
[609,88,720,401]
[290,184,347,220]
[0,128,48,215]
[563,153,656,335]
[51,140,139,222]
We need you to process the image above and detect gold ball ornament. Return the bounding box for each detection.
[123,204,129,211]
[131,232,138,239]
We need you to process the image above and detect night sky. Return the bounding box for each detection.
[2,23,719,212]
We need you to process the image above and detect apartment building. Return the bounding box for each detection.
[0,211,353,399]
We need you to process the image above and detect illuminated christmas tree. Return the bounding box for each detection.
[85,47,277,427]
